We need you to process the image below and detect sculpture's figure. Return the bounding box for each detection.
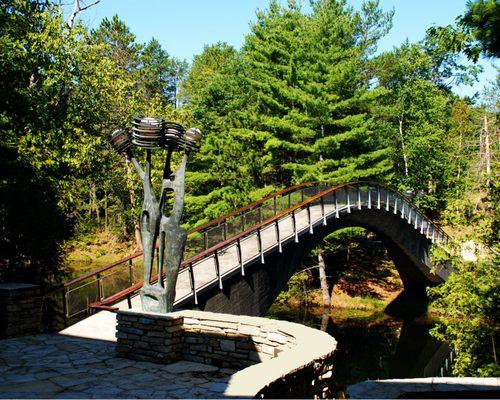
[109,118,201,312]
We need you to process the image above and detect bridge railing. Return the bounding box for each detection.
[90,182,451,313]
[43,182,320,327]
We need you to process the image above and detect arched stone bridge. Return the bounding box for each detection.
[67,182,451,321]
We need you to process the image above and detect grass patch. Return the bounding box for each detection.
[63,230,134,278]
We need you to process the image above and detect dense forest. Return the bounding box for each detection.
[1,0,498,376]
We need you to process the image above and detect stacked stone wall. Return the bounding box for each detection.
[116,309,337,398]
[0,283,42,338]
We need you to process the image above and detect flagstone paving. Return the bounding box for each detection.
[0,334,236,399]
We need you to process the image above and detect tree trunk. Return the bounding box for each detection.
[104,189,108,231]
[399,116,409,177]
[318,249,330,307]
[484,114,491,186]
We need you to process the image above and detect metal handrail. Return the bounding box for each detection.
[45,182,318,326]
[91,182,451,312]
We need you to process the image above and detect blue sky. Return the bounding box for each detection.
[77,0,497,99]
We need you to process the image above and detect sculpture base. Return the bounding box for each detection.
[140,283,170,313]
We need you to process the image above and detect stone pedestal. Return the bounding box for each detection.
[0,283,42,338]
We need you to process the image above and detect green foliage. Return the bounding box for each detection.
[429,245,499,376]
[275,271,311,304]
[0,145,71,285]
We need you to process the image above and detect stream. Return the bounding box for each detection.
[266,304,450,398]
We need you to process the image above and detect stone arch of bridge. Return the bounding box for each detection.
[191,206,444,318]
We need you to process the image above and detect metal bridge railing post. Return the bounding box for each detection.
[321,196,326,225]
[367,186,372,209]
[273,197,278,215]
[97,273,104,301]
[214,251,223,289]
[307,204,313,234]
[377,186,381,209]
[407,206,412,224]
[241,214,245,232]
[188,264,198,305]
[223,221,228,241]
[236,238,244,276]
[292,210,299,243]
[275,220,282,252]
[334,191,339,218]
[401,200,405,220]
[62,287,69,328]
[346,187,351,213]
[357,185,362,210]
[257,228,265,263]
[203,231,208,250]
[386,190,390,212]
[394,195,398,214]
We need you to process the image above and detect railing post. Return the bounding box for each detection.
[292,210,299,243]
[214,251,223,289]
[128,259,134,286]
[407,206,412,224]
[394,195,398,214]
[236,238,244,275]
[258,206,263,223]
[203,231,208,250]
[367,186,372,209]
[377,186,381,209]
[426,221,430,238]
[257,228,265,264]
[97,273,104,300]
[386,190,390,212]
[401,200,405,219]
[334,191,339,218]
[288,193,291,208]
[357,185,362,210]
[346,187,351,213]
[223,220,228,241]
[301,189,304,202]
[188,263,198,305]
[420,219,425,234]
[273,197,278,215]
[414,213,419,230]
[62,286,69,328]
[241,214,245,231]
[307,204,313,234]
[275,220,282,253]
[320,196,326,226]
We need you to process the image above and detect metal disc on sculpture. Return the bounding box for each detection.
[163,122,184,148]
[109,129,132,153]
[183,128,202,150]
[132,116,164,148]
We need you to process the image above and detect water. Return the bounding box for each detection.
[266,304,449,398]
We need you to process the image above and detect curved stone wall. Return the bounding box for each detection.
[116,309,337,398]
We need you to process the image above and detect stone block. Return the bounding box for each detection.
[200,319,238,330]
[261,344,277,357]
[183,317,200,325]
[220,339,236,352]
[184,336,203,344]
[267,332,287,344]
[238,324,261,336]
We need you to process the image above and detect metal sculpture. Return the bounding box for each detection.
[109,117,201,312]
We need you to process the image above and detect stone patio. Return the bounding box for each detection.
[0,334,235,398]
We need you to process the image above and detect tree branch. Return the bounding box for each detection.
[66,0,101,28]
